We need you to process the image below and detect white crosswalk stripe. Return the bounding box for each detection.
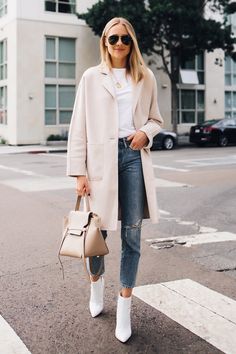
[147,231,236,249]
[153,164,189,172]
[177,155,236,168]
[133,279,236,354]
[0,176,192,192]
[0,315,31,354]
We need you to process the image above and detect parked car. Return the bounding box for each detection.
[189,118,236,147]
[151,129,177,150]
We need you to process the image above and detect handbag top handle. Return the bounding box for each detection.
[75,195,90,212]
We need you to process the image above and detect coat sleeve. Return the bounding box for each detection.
[66,76,87,177]
[139,71,164,149]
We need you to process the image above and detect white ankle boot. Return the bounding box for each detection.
[89,277,104,318]
[115,293,132,342]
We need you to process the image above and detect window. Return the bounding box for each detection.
[45,0,76,14]
[45,85,75,125]
[224,55,236,86]
[180,53,204,84]
[224,56,236,117]
[228,13,236,37]
[225,91,236,118]
[0,39,7,80]
[0,86,7,124]
[177,90,205,124]
[45,36,76,125]
[0,39,7,125]
[45,37,75,79]
[0,0,7,18]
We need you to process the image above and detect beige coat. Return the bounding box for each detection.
[67,63,164,230]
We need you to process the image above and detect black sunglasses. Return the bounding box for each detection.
[107,34,132,46]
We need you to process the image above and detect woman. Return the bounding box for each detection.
[67,17,163,342]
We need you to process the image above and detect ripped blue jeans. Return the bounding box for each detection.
[87,137,145,288]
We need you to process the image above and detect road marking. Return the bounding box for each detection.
[0,176,191,192]
[146,231,236,249]
[153,164,189,172]
[0,146,66,154]
[159,209,171,216]
[1,177,74,192]
[155,178,191,188]
[178,156,236,168]
[38,153,67,158]
[0,164,44,177]
[133,279,236,354]
[0,315,31,354]
[199,226,218,233]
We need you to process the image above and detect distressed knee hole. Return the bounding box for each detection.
[124,218,142,230]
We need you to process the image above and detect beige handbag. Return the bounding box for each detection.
[58,195,109,279]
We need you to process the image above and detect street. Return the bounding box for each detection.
[0,145,236,354]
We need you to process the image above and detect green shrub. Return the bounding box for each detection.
[47,134,68,141]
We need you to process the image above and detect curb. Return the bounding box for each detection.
[0,146,67,155]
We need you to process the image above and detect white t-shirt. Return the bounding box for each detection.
[111,68,136,138]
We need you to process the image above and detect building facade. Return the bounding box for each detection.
[0,0,99,145]
[0,0,233,144]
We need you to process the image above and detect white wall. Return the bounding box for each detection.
[205,49,225,120]
[145,54,172,130]
[0,19,18,144]
[0,0,100,144]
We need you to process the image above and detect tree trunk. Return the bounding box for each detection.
[170,52,180,135]
[171,82,178,134]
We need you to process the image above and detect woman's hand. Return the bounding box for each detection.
[76,176,90,196]
[127,130,149,150]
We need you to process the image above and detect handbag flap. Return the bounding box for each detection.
[68,210,92,234]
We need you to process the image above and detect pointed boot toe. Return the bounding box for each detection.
[115,293,132,342]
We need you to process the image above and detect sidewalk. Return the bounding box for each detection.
[0,136,192,155]
[0,142,67,155]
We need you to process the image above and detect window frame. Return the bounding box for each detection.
[225,91,236,118]
[44,36,76,126]
[224,56,236,118]
[45,36,76,79]
[44,0,76,14]
[0,85,7,125]
[0,38,7,125]
[0,0,7,18]
[44,84,76,125]
[180,52,205,85]
[177,89,205,125]
[176,52,205,125]
[0,38,7,80]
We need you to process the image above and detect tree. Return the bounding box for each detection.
[77,0,236,133]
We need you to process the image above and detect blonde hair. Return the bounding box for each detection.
[100,17,147,83]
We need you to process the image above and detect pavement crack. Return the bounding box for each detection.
[216,267,236,273]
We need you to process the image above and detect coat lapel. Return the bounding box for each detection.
[100,64,116,99]
[99,63,144,115]
[132,78,144,116]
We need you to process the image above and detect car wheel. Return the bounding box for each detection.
[217,135,228,147]
[163,136,174,150]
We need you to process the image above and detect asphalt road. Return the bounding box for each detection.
[0,145,236,354]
